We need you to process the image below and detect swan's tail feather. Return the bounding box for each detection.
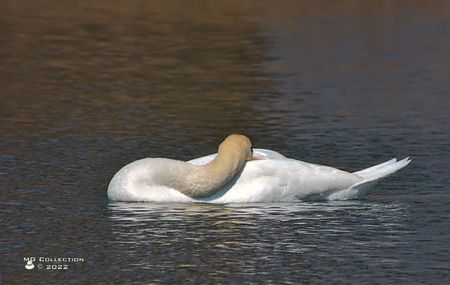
[327,157,411,201]
[352,158,398,176]
[353,157,411,181]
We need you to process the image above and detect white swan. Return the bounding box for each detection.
[107,134,411,203]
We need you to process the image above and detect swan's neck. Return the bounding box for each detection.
[178,151,247,198]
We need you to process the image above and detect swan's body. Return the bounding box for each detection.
[108,135,410,203]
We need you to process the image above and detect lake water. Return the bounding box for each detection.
[1,1,449,284]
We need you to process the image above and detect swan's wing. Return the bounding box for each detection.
[203,159,361,203]
[199,159,290,203]
[187,148,287,166]
[253,149,287,160]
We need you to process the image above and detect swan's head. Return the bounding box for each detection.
[218,134,254,161]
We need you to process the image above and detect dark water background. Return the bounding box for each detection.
[1,1,449,284]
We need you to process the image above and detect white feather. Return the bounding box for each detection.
[108,149,411,203]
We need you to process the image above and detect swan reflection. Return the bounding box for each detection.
[108,201,409,236]
[107,201,410,273]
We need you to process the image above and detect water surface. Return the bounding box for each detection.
[1,1,449,284]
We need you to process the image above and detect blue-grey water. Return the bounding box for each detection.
[1,1,449,284]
